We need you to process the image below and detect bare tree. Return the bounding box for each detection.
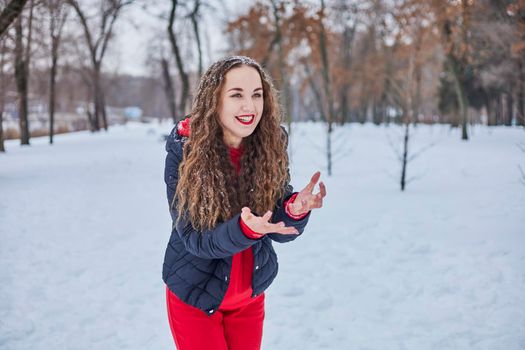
[433,0,473,140]
[336,1,358,125]
[161,56,177,123]
[14,0,34,145]
[382,45,416,190]
[0,33,8,152]
[0,0,28,36]
[67,0,133,131]
[45,0,67,144]
[319,0,335,176]
[271,0,292,139]
[188,0,202,80]
[167,0,189,119]
[400,55,414,191]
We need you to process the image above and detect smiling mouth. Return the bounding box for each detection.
[235,114,255,125]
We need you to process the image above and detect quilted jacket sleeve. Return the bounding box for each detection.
[164,129,260,260]
[266,184,310,243]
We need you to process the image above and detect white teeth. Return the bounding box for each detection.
[237,115,253,122]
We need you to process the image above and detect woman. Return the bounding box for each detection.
[162,55,326,350]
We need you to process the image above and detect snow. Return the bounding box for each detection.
[1,122,524,350]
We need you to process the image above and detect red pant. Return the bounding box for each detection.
[166,286,265,350]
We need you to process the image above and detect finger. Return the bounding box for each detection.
[261,220,299,235]
[319,181,327,197]
[273,226,299,235]
[312,198,323,209]
[264,221,285,231]
[261,210,273,222]
[241,207,253,220]
[304,171,321,193]
[310,182,326,206]
[278,227,300,235]
[264,221,288,231]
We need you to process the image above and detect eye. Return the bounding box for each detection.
[230,93,242,98]
[253,93,263,98]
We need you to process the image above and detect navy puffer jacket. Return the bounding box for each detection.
[162,123,310,316]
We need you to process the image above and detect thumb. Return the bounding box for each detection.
[241,207,252,220]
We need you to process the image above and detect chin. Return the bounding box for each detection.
[238,128,256,139]
[239,123,260,137]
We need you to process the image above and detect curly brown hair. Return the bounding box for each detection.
[174,56,290,231]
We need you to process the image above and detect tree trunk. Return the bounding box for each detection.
[496,93,502,125]
[372,100,382,125]
[401,118,409,191]
[189,0,202,80]
[486,95,496,126]
[0,38,6,152]
[339,21,355,126]
[15,15,29,145]
[413,64,422,126]
[450,110,459,127]
[0,0,29,36]
[340,89,348,125]
[461,101,468,140]
[99,84,108,130]
[168,0,190,118]
[401,52,415,191]
[359,105,367,124]
[161,58,177,123]
[91,66,104,131]
[518,60,524,127]
[326,121,332,177]
[86,107,95,132]
[303,60,324,122]
[0,109,4,152]
[448,57,468,140]
[94,64,108,131]
[505,93,513,126]
[272,1,292,144]
[49,42,58,144]
[319,0,334,176]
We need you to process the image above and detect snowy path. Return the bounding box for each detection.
[1,122,524,349]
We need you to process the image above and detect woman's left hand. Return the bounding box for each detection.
[288,171,327,216]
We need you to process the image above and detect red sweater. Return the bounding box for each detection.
[220,146,307,309]
[220,146,255,309]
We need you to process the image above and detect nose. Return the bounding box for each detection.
[241,96,255,112]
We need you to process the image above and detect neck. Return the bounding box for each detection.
[223,135,242,149]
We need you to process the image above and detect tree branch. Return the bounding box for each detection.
[0,0,29,37]
[407,139,441,163]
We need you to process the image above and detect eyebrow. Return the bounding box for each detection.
[227,87,263,92]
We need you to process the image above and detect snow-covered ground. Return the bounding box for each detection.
[1,122,524,350]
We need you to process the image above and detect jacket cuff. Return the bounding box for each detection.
[239,217,264,239]
[284,193,309,220]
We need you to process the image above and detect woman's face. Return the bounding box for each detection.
[218,65,264,148]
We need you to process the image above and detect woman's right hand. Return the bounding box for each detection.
[241,207,299,235]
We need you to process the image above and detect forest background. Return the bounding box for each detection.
[0,0,524,154]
